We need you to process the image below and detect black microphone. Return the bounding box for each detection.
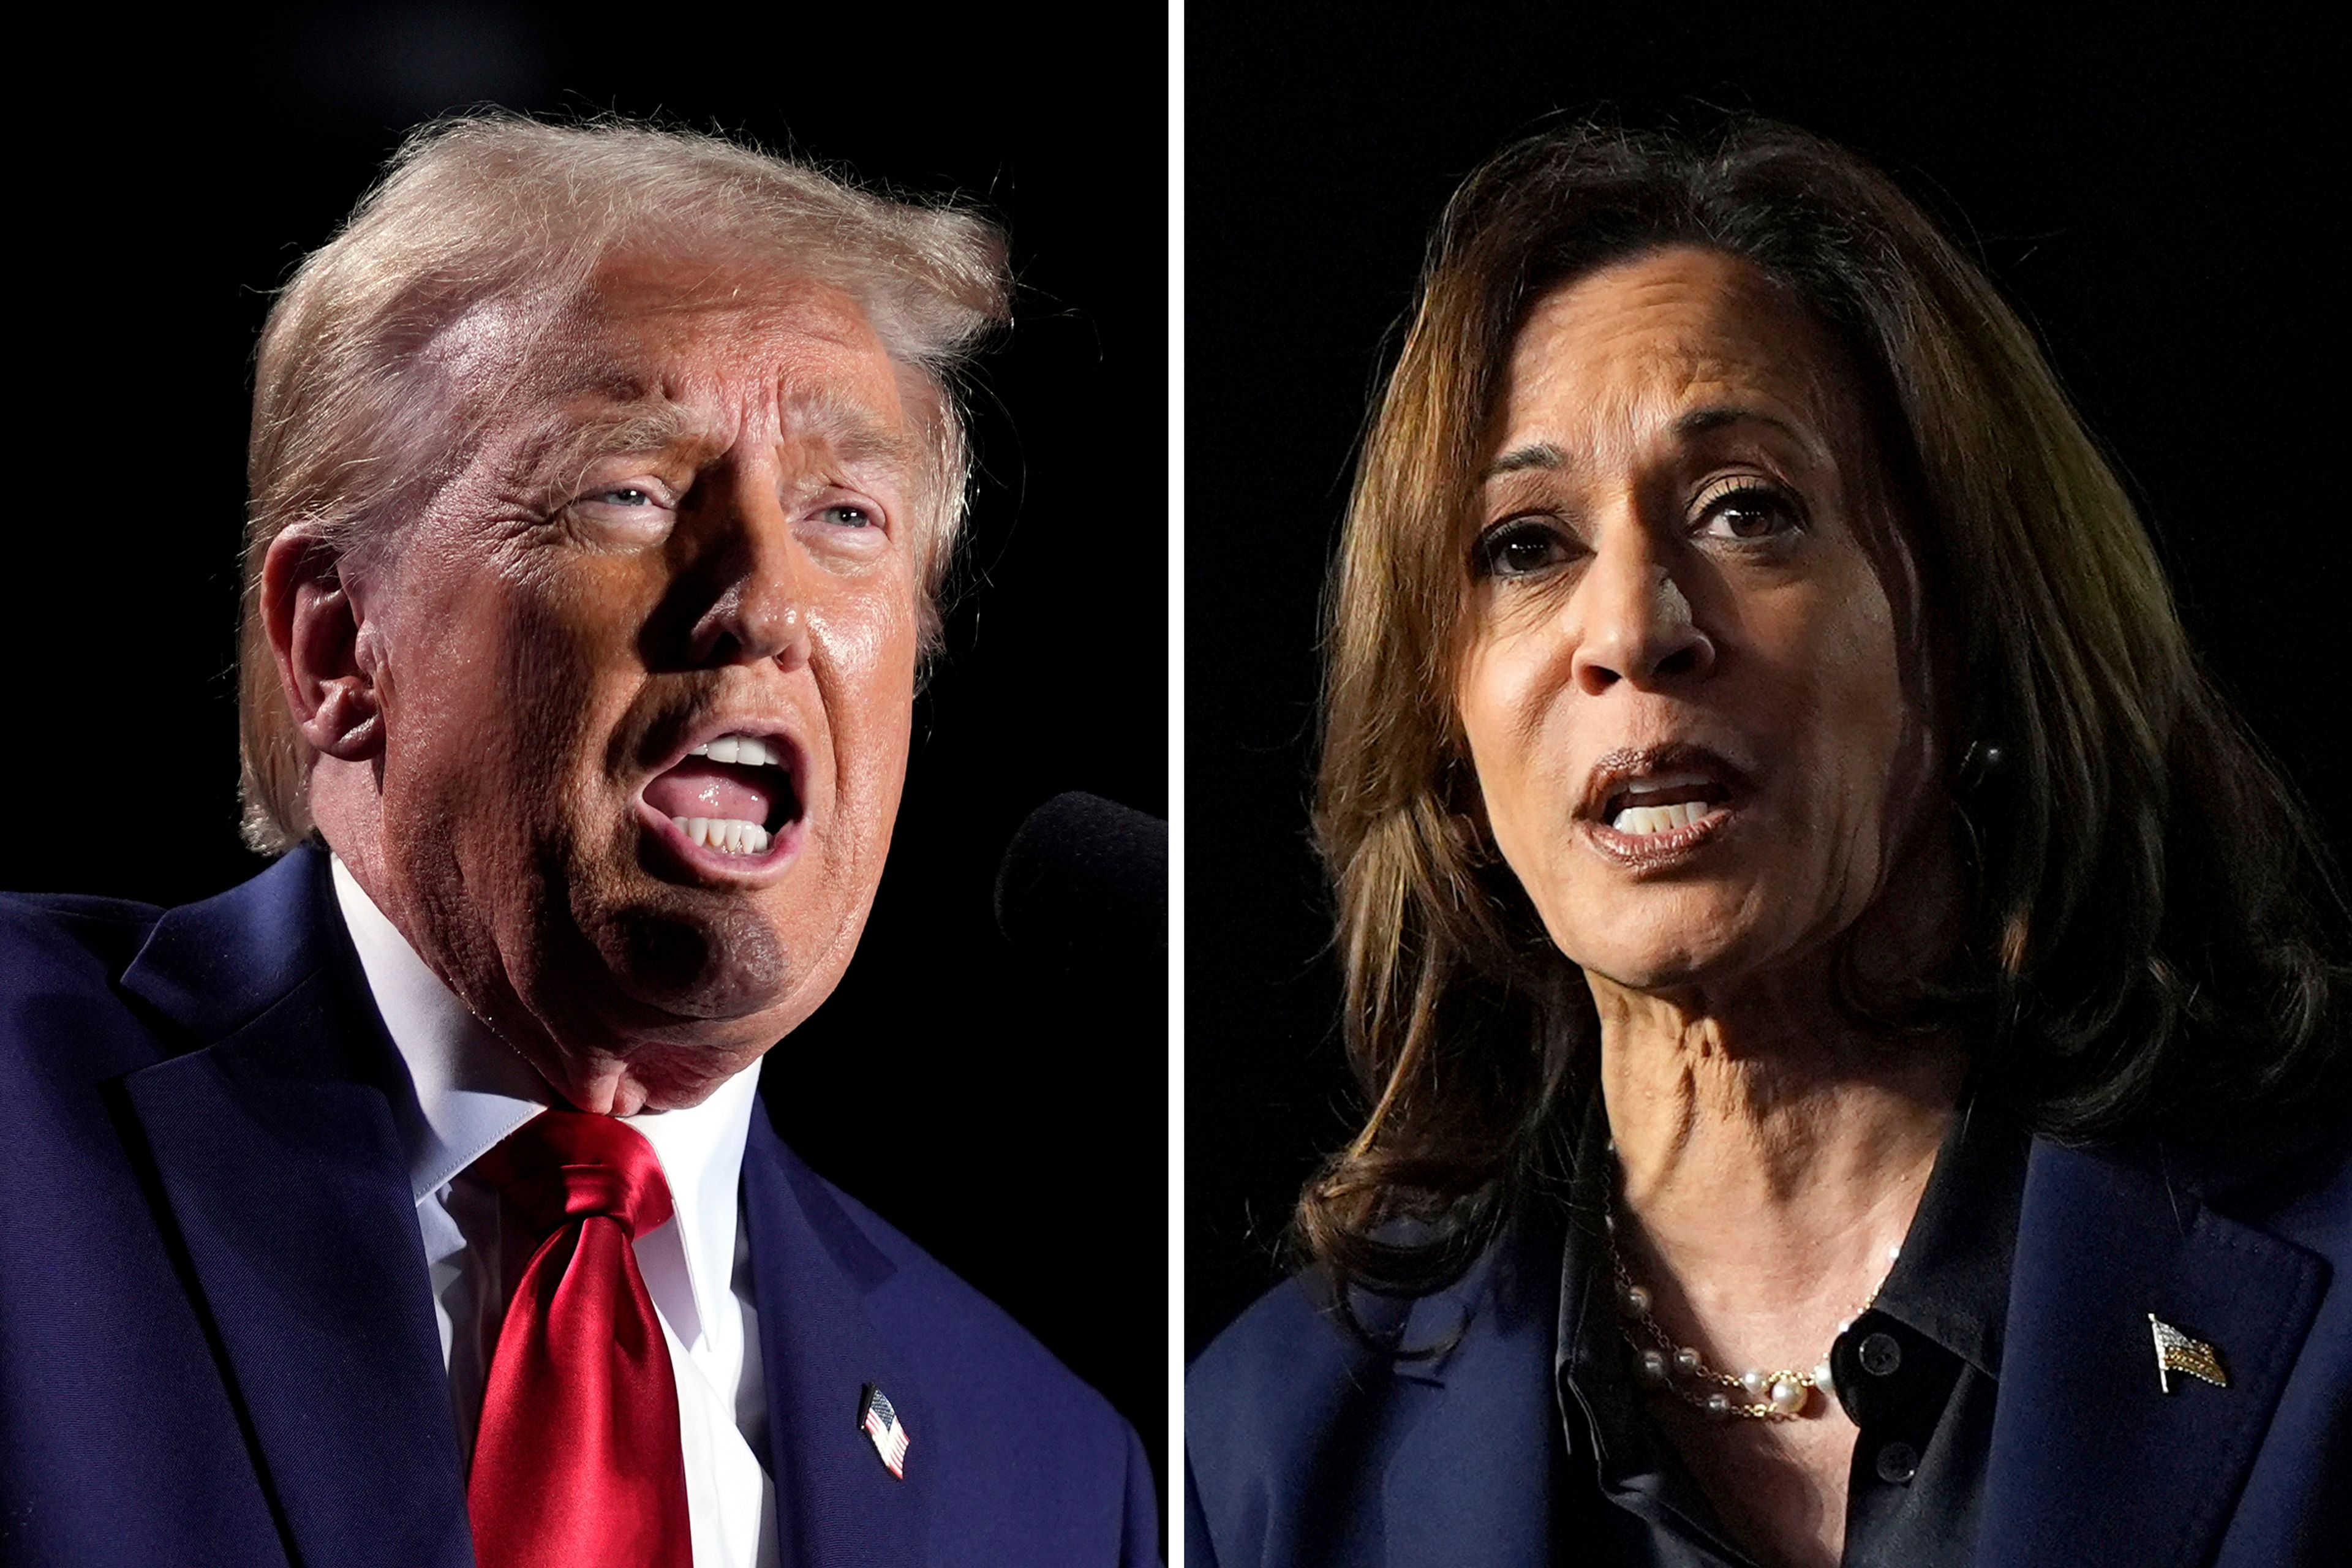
[994,791,1167,964]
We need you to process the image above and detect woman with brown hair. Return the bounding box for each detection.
[1186,120,2350,1568]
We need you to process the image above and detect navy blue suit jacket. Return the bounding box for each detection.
[1188,1125,2350,1566]
[0,848,1158,1567]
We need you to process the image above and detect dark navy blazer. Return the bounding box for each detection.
[0,847,1158,1567]
[1188,1121,2350,1567]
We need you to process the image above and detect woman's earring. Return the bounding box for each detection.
[1958,739,2005,788]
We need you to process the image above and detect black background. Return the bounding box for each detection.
[1186,9,2342,1357]
[0,1,1167,1504]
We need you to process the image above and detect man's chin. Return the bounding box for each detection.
[575,897,802,1023]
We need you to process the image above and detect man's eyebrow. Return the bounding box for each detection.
[782,389,921,474]
[513,391,922,497]
[1480,442,1570,481]
[518,402,717,494]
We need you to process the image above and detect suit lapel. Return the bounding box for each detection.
[1975,1141,2327,1568]
[118,850,472,1568]
[741,1109,923,1565]
[1373,1229,1559,1568]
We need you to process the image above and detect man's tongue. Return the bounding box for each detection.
[644,760,780,825]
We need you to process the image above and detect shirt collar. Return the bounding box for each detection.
[1553,1077,2028,1450]
[330,854,763,1352]
[1552,1090,1747,1555]
[1865,1088,2028,1377]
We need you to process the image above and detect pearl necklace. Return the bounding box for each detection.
[1603,1193,1898,1422]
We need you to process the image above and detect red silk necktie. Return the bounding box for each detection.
[467,1110,692,1568]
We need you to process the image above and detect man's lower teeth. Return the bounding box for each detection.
[671,816,771,854]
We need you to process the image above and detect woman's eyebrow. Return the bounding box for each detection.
[1482,441,1570,480]
[1481,404,1826,483]
[1673,403,1829,462]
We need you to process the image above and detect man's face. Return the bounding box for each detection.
[344,253,924,1110]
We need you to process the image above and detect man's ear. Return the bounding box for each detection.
[261,525,385,762]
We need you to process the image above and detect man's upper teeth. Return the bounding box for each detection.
[690,734,780,767]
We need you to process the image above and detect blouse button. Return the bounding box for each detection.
[1875,1441,1920,1484]
[1858,1332,1904,1377]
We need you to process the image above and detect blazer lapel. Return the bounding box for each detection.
[741,1109,923,1565]
[1975,1140,2328,1568]
[117,850,472,1568]
[1373,1229,1559,1568]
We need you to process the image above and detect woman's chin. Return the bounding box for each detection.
[1547,890,1756,984]
[1560,920,1790,1001]
[1577,949,1735,998]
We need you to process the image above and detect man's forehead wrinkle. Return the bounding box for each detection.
[589,251,879,348]
[435,262,926,530]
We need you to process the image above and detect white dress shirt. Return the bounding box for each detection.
[331,857,780,1568]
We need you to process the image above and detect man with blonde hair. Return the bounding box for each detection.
[0,118,1156,1568]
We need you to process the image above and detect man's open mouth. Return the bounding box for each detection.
[640,733,803,858]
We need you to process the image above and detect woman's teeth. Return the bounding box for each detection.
[1611,800,1714,835]
[673,816,771,855]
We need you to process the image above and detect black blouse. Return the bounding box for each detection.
[1550,1090,2030,1566]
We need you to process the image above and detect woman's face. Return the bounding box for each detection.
[1455,246,1928,997]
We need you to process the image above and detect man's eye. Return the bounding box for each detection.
[821,503,875,529]
[1473,518,1570,578]
[1697,484,1800,541]
[595,487,657,507]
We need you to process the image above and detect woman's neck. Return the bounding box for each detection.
[1592,967,1964,1365]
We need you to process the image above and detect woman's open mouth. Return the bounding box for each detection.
[1601,773,1731,835]
[1579,749,1749,870]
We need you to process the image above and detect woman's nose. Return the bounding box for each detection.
[686,482,813,672]
[1568,536,1715,695]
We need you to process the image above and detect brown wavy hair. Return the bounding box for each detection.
[1299,119,2350,1298]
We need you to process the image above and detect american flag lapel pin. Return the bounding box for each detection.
[2149,1314,2229,1393]
[859,1382,910,1479]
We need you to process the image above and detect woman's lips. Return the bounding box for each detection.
[1575,743,1754,871]
[1580,799,1737,871]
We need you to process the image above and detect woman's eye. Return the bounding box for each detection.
[1697,485,1800,541]
[1474,519,1570,578]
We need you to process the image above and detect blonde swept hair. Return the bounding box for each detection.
[1301,119,2348,1297]
[238,116,1011,853]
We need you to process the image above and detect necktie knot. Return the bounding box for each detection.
[474,1109,675,1239]
[466,1108,691,1568]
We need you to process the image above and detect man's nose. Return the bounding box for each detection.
[1567,527,1715,695]
[685,477,812,671]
